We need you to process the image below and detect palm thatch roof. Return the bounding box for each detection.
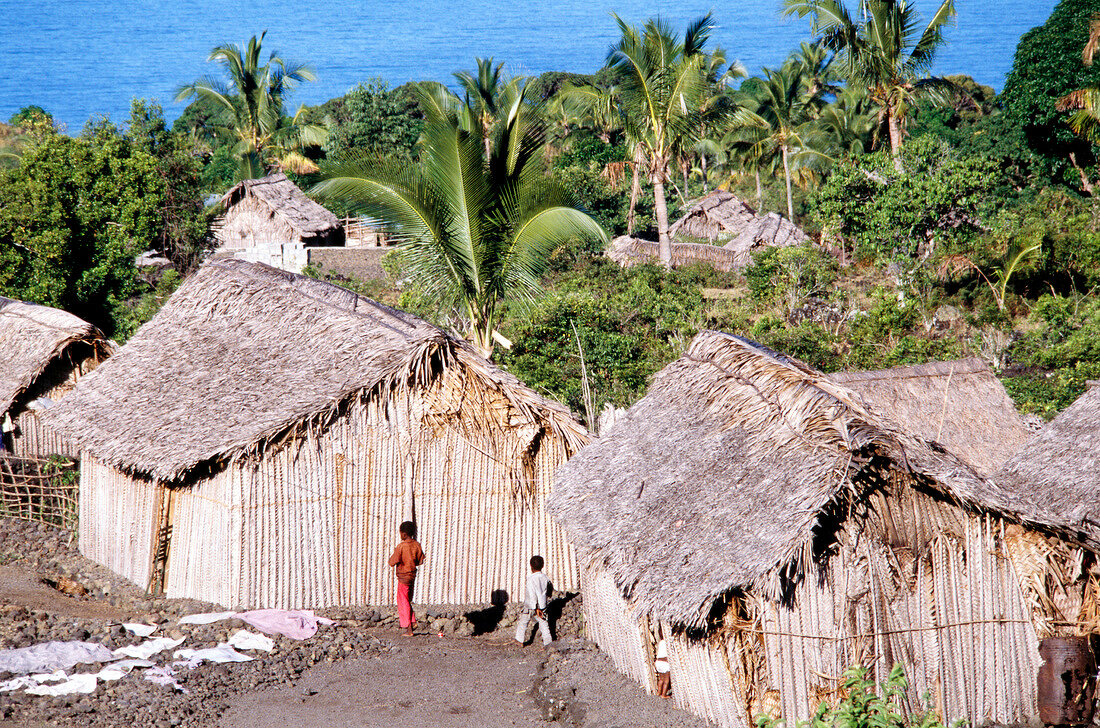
[606,236,745,272]
[550,331,1047,629]
[221,173,340,235]
[45,260,587,481]
[723,211,810,254]
[828,358,1030,477]
[669,190,758,242]
[0,297,109,414]
[994,384,1100,543]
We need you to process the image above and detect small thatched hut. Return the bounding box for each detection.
[829,358,1031,477]
[47,260,588,609]
[722,212,810,256]
[551,332,1099,728]
[0,297,111,458]
[215,173,343,271]
[669,191,758,242]
[993,383,1100,540]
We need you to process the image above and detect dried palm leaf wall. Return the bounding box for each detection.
[585,481,1092,728]
[581,566,657,692]
[79,364,579,609]
[10,348,103,459]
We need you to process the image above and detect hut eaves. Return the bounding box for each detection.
[668,191,758,242]
[0,297,109,415]
[550,331,1049,629]
[221,173,339,236]
[46,260,587,481]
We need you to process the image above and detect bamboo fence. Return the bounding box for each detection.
[0,454,78,530]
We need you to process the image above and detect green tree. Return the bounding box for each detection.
[176,31,320,179]
[313,84,607,357]
[322,80,424,160]
[785,0,958,170]
[605,14,715,265]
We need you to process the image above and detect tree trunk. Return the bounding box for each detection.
[755,170,763,210]
[654,177,672,268]
[701,155,708,193]
[682,160,689,199]
[1069,151,1096,196]
[888,109,904,173]
[781,144,794,221]
[627,147,643,235]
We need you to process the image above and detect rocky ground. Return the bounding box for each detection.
[0,517,705,728]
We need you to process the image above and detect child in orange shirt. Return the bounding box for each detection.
[388,521,425,636]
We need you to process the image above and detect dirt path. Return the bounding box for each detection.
[0,563,129,621]
[219,635,547,728]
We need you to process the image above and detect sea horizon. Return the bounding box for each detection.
[1,0,1058,132]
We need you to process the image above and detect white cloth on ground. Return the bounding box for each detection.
[122,623,157,637]
[177,611,237,625]
[0,670,66,692]
[173,645,253,668]
[237,609,334,639]
[227,630,274,652]
[26,673,98,696]
[514,611,552,646]
[522,571,550,611]
[0,641,117,675]
[144,666,187,693]
[112,636,185,660]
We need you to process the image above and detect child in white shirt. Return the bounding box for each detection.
[515,555,552,646]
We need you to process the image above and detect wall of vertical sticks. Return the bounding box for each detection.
[78,363,582,610]
[582,483,1094,728]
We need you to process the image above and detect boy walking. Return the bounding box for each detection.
[515,555,552,647]
[388,521,424,636]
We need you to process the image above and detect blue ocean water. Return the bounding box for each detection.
[1,0,1058,132]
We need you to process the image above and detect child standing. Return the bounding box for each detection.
[655,635,671,698]
[388,521,425,636]
[515,555,552,647]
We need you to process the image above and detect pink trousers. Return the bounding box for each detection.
[397,580,416,629]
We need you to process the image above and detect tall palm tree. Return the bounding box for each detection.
[1056,15,1100,194]
[607,13,714,266]
[731,60,828,220]
[784,0,957,171]
[312,85,606,357]
[176,31,316,179]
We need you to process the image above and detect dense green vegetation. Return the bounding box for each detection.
[5,0,1100,429]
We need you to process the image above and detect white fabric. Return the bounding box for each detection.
[144,666,187,693]
[523,571,550,610]
[514,611,552,646]
[26,673,98,696]
[111,658,155,672]
[237,609,335,639]
[173,645,252,668]
[0,641,117,675]
[112,637,185,660]
[122,623,157,637]
[177,611,237,625]
[655,639,667,660]
[227,630,274,652]
[0,670,66,693]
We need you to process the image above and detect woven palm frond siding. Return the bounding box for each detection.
[606,236,749,272]
[50,260,588,608]
[550,331,1094,728]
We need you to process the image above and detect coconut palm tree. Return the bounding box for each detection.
[784,0,957,171]
[312,85,606,357]
[606,13,714,266]
[176,31,317,179]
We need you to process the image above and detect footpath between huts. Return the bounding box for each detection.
[0,517,704,728]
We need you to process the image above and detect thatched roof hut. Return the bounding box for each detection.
[669,191,758,242]
[828,357,1031,477]
[215,173,343,271]
[551,331,1096,727]
[606,236,745,272]
[722,212,810,256]
[0,297,111,458]
[47,260,589,609]
[993,384,1100,542]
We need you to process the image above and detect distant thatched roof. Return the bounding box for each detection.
[828,358,1030,477]
[46,260,587,481]
[994,385,1100,543]
[606,236,745,272]
[551,332,1043,629]
[221,173,339,235]
[669,190,758,242]
[723,211,810,254]
[0,297,109,414]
